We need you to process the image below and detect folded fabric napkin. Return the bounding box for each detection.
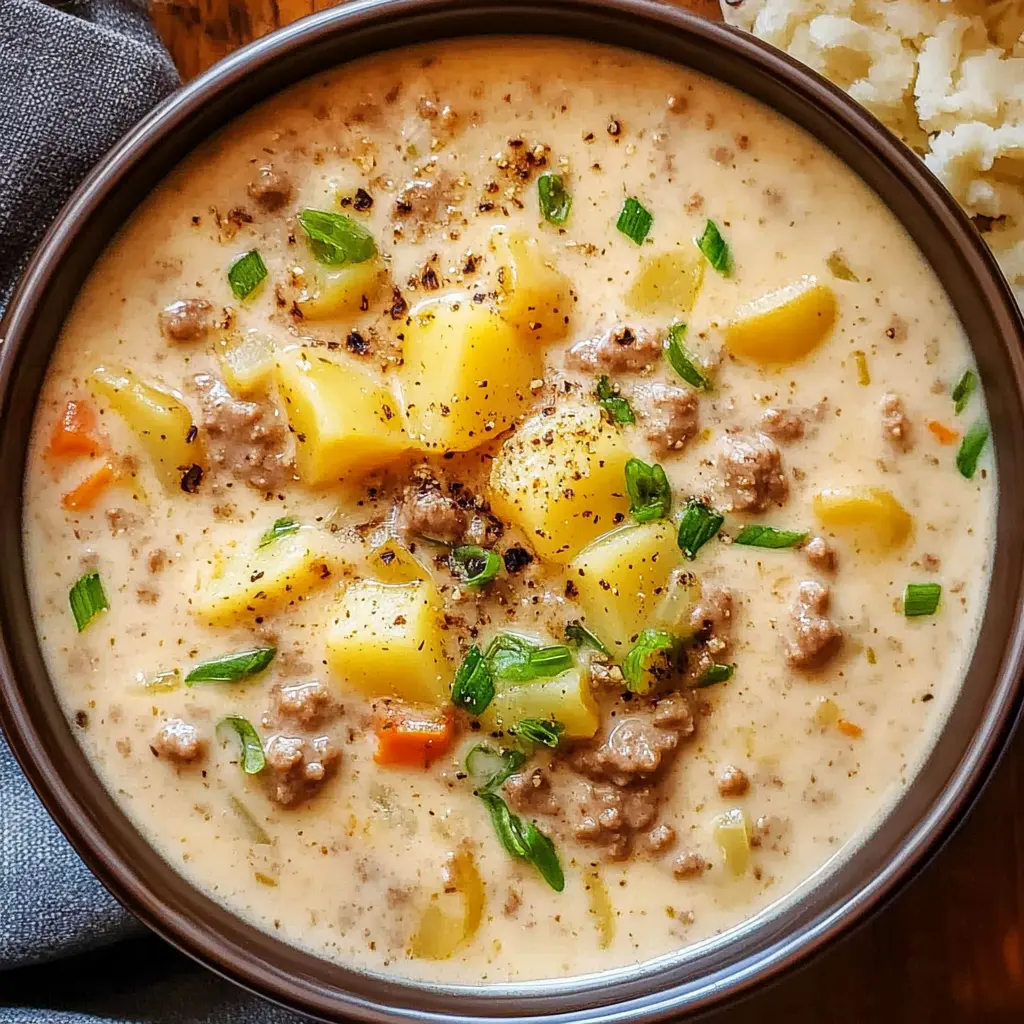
[0,2,298,1019]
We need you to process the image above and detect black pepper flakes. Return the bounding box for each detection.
[353,187,373,211]
[607,119,622,136]
[503,546,534,574]
[346,331,369,355]
[185,424,198,444]
[389,287,408,320]
[180,464,203,493]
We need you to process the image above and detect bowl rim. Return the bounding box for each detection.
[3,0,1024,1020]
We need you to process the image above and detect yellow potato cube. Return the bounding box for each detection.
[397,295,542,452]
[725,275,837,365]
[194,525,342,625]
[626,250,705,315]
[294,260,387,320]
[215,328,275,394]
[491,228,572,343]
[366,538,430,584]
[481,668,599,740]
[326,579,451,704]
[275,347,408,485]
[813,486,913,551]
[489,403,631,563]
[569,521,682,654]
[89,366,199,491]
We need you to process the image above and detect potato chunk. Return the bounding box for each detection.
[489,403,631,563]
[491,229,572,343]
[326,579,451,704]
[216,329,275,394]
[89,366,199,491]
[397,295,542,452]
[481,668,599,740]
[626,250,705,315]
[194,525,342,625]
[275,347,408,485]
[294,260,386,320]
[569,521,681,653]
[724,275,837,365]
[812,486,913,551]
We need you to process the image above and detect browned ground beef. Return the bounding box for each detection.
[393,176,453,223]
[247,165,292,211]
[152,718,202,763]
[567,324,664,372]
[804,536,837,572]
[718,431,788,511]
[191,374,292,491]
[269,679,335,727]
[785,580,843,669]
[689,583,735,653]
[672,849,710,878]
[158,299,214,343]
[263,733,339,806]
[397,469,503,547]
[716,764,750,796]
[631,382,700,455]
[569,779,659,860]
[880,392,913,451]
[759,406,804,443]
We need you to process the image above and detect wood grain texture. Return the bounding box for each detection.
[149,2,1024,1019]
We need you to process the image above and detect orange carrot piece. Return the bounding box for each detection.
[47,399,103,459]
[61,462,117,512]
[837,718,863,738]
[927,420,959,445]
[374,703,454,768]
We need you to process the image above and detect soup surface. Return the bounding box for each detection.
[24,38,995,982]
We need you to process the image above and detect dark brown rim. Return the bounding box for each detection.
[2,1,1024,1020]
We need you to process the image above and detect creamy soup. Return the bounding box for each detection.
[24,38,994,983]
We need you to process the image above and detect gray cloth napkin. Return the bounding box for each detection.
[0,2,301,1019]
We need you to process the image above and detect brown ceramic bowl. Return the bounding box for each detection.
[2,0,1024,1020]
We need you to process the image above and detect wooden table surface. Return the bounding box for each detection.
[149,2,1024,1019]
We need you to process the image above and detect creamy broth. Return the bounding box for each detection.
[24,39,994,983]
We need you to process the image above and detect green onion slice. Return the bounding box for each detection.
[956,420,989,479]
[486,633,574,682]
[465,743,526,792]
[625,457,672,523]
[952,370,978,416]
[564,620,610,656]
[696,663,734,687]
[733,525,808,549]
[826,251,859,282]
[622,628,677,694]
[450,545,502,588]
[665,323,711,391]
[677,499,724,559]
[69,571,109,633]
[257,516,300,548]
[185,647,276,685]
[596,375,636,425]
[513,718,565,748]
[218,716,266,774]
[616,197,653,246]
[228,250,268,300]
[904,583,941,618]
[451,645,495,716]
[228,794,272,844]
[478,791,565,892]
[538,173,572,226]
[695,219,731,275]
[297,208,377,266]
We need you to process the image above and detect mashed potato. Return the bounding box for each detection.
[721,0,1024,306]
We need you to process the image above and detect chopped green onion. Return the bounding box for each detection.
[733,525,807,549]
[956,420,989,479]
[513,718,565,748]
[695,219,731,275]
[451,645,495,716]
[227,250,268,300]
[616,197,653,246]
[826,251,859,282]
[218,716,266,774]
[69,571,109,633]
[952,370,978,416]
[677,499,724,559]
[228,794,271,844]
[596,375,636,424]
[478,792,564,892]
[664,322,711,391]
[697,663,734,687]
[257,516,300,548]
[625,457,672,523]
[450,545,502,589]
[297,208,377,266]
[465,744,527,792]
[486,633,574,682]
[185,647,276,685]
[538,173,572,225]
[622,628,677,694]
[564,620,610,656]
[904,583,941,618]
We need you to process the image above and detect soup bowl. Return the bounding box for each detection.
[2,0,1024,1019]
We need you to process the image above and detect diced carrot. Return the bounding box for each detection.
[47,399,103,459]
[374,703,454,768]
[927,420,959,445]
[61,462,117,512]
[837,718,863,738]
